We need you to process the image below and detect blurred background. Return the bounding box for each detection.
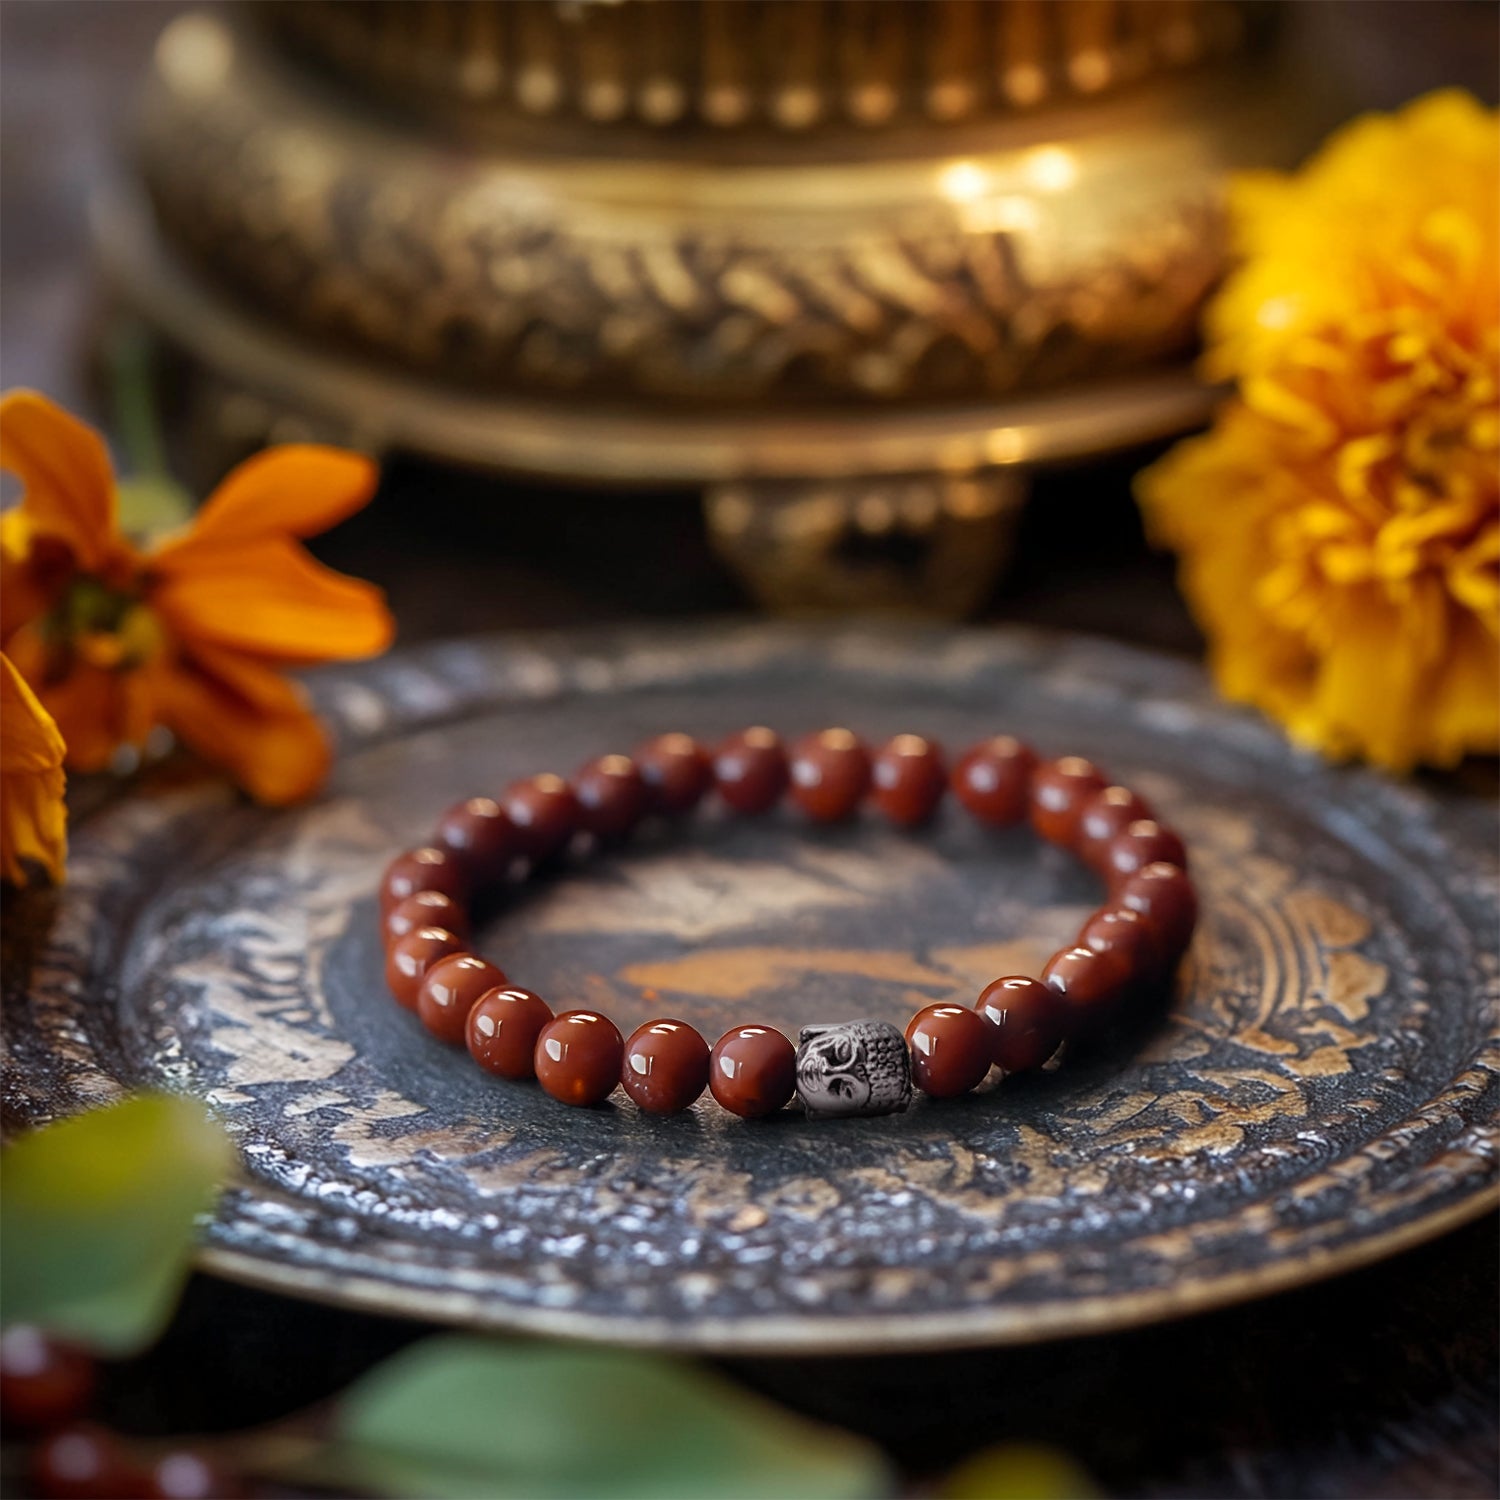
[4,0,1494,654]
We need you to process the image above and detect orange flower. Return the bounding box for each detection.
[1137,92,1498,772]
[0,391,393,803]
[1,651,66,885]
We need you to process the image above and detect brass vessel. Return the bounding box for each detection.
[100,1,1327,613]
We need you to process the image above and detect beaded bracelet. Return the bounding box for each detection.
[377,729,1197,1122]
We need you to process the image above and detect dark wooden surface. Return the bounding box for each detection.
[2,6,1498,1497]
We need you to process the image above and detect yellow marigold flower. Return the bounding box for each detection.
[1,651,66,885]
[0,391,394,804]
[1137,91,1498,772]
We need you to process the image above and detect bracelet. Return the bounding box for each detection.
[376,729,1196,1122]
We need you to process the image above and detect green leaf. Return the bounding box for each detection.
[0,1093,232,1353]
[324,1336,889,1500]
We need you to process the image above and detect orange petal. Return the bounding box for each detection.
[150,537,394,665]
[0,390,119,574]
[1,653,65,774]
[1,652,66,884]
[156,656,332,805]
[152,445,378,559]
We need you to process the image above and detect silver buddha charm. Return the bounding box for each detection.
[795,1020,913,1119]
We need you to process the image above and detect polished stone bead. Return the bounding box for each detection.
[1042,943,1134,1032]
[379,845,468,917]
[1103,820,1189,886]
[871,734,946,826]
[708,1025,796,1118]
[1077,905,1165,987]
[383,889,469,948]
[796,1019,912,1118]
[572,754,646,840]
[789,728,871,822]
[501,774,579,861]
[634,733,713,815]
[0,1327,95,1432]
[433,795,517,885]
[1075,785,1154,869]
[417,953,507,1044]
[621,1019,711,1115]
[466,986,554,1079]
[385,926,467,1011]
[1115,861,1199,961]
[905,1003,993,1098]
[535,1011,624,1107]
[951,735,1036,827]
[713,727,789,814]
[974,975,1063,1073]
[1029,756,1108,846]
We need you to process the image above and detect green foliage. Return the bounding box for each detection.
[320,1335,890,1500]
[0,1093,232,1353]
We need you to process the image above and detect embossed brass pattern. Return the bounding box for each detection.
[261,0,1256,133]
[137,13,1246,407]
[109,7,1329,613]
[4,629,1495,1351]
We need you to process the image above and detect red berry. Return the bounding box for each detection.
[31,1425,138,1500]
[139,1450,240,1500]
[0,1326,95,1431]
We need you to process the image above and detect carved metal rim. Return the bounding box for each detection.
[195,1190,1495,1354]
[93,187,1216,483]
[5,626,1496,1352]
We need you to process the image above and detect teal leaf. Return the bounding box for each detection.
[0,1093,232,1353]
[327,1336,889,1500]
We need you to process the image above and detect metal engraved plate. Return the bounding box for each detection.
[796,1020,914,1120]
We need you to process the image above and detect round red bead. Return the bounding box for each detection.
[871,734,946,826]
[535,1011,624,1107]
[572,754,646,840]
[905,1003,993,1098]
[418,953,507,1044]
[1115,861,1199,960]
[501,774,579,861]
[709,1025,796,1118]
[1077,905,1164,987]
[384,889,469,948]
[788,728,871,823]
[1075,785,1154,869]
[433,795,517,884]
[713,727,789,814]
[634,733,713,815]
[0,1327,95,1432]
[380,846,467,917]
[974,975,1063,1072]
[951,736,1036,827]
[1042,943,1134,1031]
[1103,819,1189,886]
[385,926,467,1011]
[466,986,554,1079]
[1029,757,1108,845]
[621,1019,711,1115]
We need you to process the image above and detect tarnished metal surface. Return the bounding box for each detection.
[3,627,1496,1352]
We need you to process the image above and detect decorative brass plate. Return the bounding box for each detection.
[3,629,1496,1352]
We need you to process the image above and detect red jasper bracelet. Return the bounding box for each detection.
[377,729,1196,1122]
